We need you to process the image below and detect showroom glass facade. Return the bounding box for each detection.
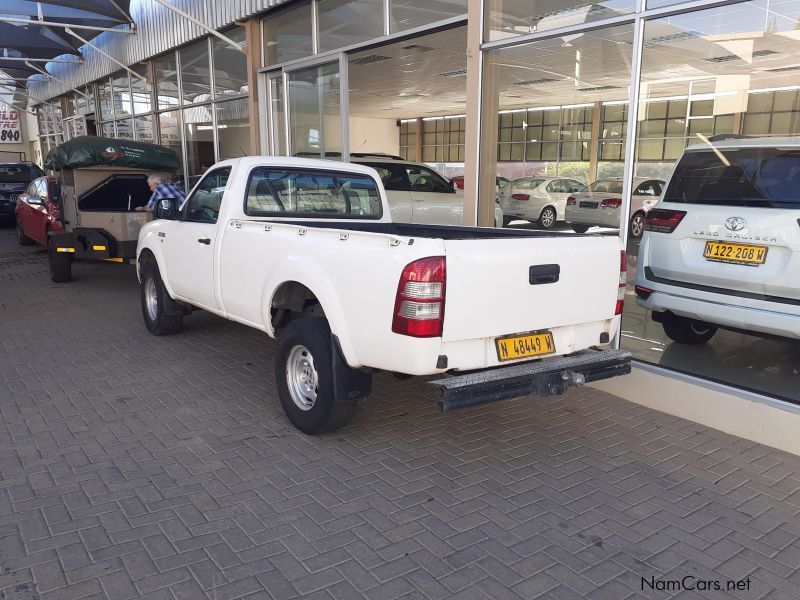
[36,28,248,189]
[479,0,800,402]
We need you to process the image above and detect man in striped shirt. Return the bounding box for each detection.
[135,174,186,212]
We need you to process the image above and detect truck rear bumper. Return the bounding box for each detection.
[429,348,631,412]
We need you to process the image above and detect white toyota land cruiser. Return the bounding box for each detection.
[136,156,630,434]
[636,137,800,344]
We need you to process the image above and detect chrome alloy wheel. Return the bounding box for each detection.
[630,213,645,238]
[286,345,318,411]
[145,277,159,321]
[540,207,556,228]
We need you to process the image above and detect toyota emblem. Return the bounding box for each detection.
[725,217,747,231]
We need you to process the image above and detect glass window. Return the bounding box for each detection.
[115,118,134,140]
[76,87,94,117]
[485,0,634,43]
[112,72,131,117]
[361,162,411,190]
[624,0,800,404]
[263,1,313,66]
[184,167,231,223]
[180,40,211,105]
[154,52,179,110]
[131,64,152,115]
[390,0,466,33]
[98,77,114,120]
[215,99,250,161]
[245,167,383,218]
[405,165,452,193]
[158,112,182,172]
[213,28,248,98]
[268,75,286,156]
[183,106,214,187]
[287,62,341,158]
[318,0,384,52]
[135,115,155,144]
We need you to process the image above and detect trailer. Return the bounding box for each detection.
[43,136,181,282]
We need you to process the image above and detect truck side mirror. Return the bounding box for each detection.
[156,198,178,220]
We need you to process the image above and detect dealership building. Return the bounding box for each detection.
[5,0,800,451]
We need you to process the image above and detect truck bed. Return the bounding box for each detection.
[269,220,593,240]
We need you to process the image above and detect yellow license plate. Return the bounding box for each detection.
[496,331,555,362]
[703,241,767,266]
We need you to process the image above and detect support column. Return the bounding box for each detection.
[732,111,744,135]
[245,18,262,155]
[415,117,423,162]
[464,0,495,227]
[588,101,602,184]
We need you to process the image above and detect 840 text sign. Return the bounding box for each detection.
[0,107,21,144]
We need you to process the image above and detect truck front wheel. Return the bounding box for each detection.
[276,318,357,435]
[140,262,183,335]
[48,242,72,283]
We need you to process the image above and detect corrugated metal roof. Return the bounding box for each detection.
[28,0,291,101]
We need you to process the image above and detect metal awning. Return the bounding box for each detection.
[0,0,133,107]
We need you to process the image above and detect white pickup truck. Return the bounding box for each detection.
[137,157,631,434]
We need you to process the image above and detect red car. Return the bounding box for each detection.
[15,176,64,246]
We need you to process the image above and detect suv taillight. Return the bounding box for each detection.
[567,196,577,206]
[392,257,446,337]
[616,250,627,316]
[645,209,687,233]
[512,193,529,201]
[601,197,622,208]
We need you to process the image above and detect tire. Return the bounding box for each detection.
[16,217,33,246]
[502,216,513,227]
[47,242,72,283]
[629,211,646,239]
[140,261,183,335]
[571,224,590,234]
[662,316,717,345]
[538,206,557,229]
[276,317,357,435]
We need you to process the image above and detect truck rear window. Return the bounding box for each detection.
[663,148,800,208]
[245,167,382,218]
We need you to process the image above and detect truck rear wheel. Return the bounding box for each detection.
[48,242,72,283]
[662,315,717,345]
[276,318,357,435]
[140,262,183,335]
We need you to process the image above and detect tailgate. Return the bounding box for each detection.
[442,235,621,342]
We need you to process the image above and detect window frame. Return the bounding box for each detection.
[242,166,384,220]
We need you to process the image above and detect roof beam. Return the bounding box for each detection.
[150,0,244,52]
[65,28,145,81]
[0,16,134,34]
[0,57,83,64]
[25,61,89,98]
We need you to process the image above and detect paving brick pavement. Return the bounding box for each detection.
[1,224,800,600]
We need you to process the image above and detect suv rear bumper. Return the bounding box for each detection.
[429,348,631,412]
[636,278,800,340]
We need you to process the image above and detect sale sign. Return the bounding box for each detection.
[0,105,22,144]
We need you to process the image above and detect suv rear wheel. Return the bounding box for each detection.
[662,315,717,345]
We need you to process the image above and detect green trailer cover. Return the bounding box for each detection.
[44,136,181,171]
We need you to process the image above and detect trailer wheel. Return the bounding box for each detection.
[140,262,183,335]
[48,242,72,283]
[276,318,357,435]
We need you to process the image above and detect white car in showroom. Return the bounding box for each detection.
[635,137,800,344]
[501,176,585,228]
[354,157,504,227]
[565,178,665,237]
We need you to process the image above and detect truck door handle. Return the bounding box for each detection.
[529,264,560,285]
[197,238,211,245]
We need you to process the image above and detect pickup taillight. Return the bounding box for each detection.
[511,193,529,201]
[392,257,446,338]
[567,196,577,206]
[645,209,686,233]
[616,250,627,316]
[601,197,622,208]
